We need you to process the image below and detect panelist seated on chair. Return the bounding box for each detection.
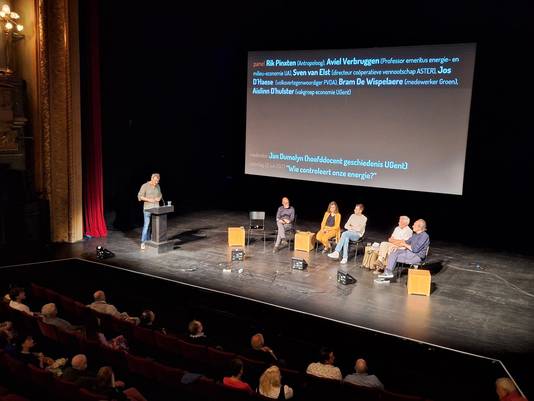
[328,204,367,264]
[316,201,341,253]
[273,196,295,252]
[379,219,429,280]
[373,216,413,273]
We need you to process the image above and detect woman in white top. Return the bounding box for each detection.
[259,365,294,399]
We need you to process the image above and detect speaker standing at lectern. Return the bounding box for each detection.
[137,173,162,250]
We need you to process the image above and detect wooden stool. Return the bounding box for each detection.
[228,227,245,247]
[294,231,316,252]
[407,269,431,296]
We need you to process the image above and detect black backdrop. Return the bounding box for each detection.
[92,1,534,254]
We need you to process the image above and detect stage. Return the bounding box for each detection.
[44,210,532,367]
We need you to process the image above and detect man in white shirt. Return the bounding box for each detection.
[328,204,367,264]
[374,216,412,273]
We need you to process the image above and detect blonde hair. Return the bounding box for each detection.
[326,201,339,214]
[259,366,281,396]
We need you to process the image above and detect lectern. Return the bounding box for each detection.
[145,205,174,253]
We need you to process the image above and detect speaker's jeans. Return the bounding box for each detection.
[141,211,151,242]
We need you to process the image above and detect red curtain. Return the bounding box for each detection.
[83,0,107,237]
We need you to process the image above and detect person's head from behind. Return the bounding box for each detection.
[229,358,244,379]
[93,290,106,302]
[72,354,88,371]
[355,358,368,374]
[354,204,364,215]
[140,310,155,326]
[9,287,26,303]
[188,320,203,335]
[41,303,58,319]
[398,216,410,228]
[496,378,519,400]
[260,366,281,393]
[282,197,290,208]
[319,346,335,365]
[251,333,265,350]
[97,366,114,388]
[327,201,338,214]
[150,173,160,185]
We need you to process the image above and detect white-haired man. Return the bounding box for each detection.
[379,219,429,279]
[373,216,413,273]
[137,173,162,250]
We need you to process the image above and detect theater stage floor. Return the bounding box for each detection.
[45,210,534,367]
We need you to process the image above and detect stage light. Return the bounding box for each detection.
[291,257,307,270]
[231,248,245,261]
[96,246,115,260]
[337,270,356,285]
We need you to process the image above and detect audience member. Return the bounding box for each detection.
[187,319,209,344]
[223,358,254,394]
[93,366,148,401]
[373,216,413,273]
[63,354,98,388]
[246,333,278,365]
[328,204,367,264]
[495,378,528,401]
[88,290,138,324]
[259,365,294,399]
[0,321,17,353]
[379,219,430,280]
[8,287,34,315]
[139,309,166,334]
[41,303,82,333]
[306,347,342,381]
[273,197,296,253]
[344,358,384,390]
[316,201,341,253]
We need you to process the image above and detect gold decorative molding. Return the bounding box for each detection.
[34,0,82,242]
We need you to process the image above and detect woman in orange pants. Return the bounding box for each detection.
[316,201,341,253]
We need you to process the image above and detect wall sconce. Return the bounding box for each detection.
[0,3,24,75]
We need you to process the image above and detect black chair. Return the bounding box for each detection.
[247,211,266,251]
[349,234,365,264]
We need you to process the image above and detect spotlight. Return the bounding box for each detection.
[291,257,307,270]
[96,245,115,259]
[337,270,356,285]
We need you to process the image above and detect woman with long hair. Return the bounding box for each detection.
[259,365,293,399]
[316,201,341,253]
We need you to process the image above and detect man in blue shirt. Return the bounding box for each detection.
[379,219,429,279]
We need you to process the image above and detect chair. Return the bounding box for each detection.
[396,246,430,280]
[247,211,266,251]
[349,233,365,264]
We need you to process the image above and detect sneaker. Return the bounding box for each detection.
[280,239,288,246]
[140,243,146,250]
[327,251,340,259]
[340,258,348,264]
[273,246,279,253]
[321,246,330,254]
[378,272,394,279]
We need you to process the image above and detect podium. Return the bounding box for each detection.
[145,205,174,253]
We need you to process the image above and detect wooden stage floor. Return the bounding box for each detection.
[46,210,534,368]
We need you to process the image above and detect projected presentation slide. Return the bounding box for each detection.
[245,43,476,195]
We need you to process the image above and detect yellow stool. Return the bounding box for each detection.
[228,227,245,247]
[407,269,431,296]
[294,231,316,252]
